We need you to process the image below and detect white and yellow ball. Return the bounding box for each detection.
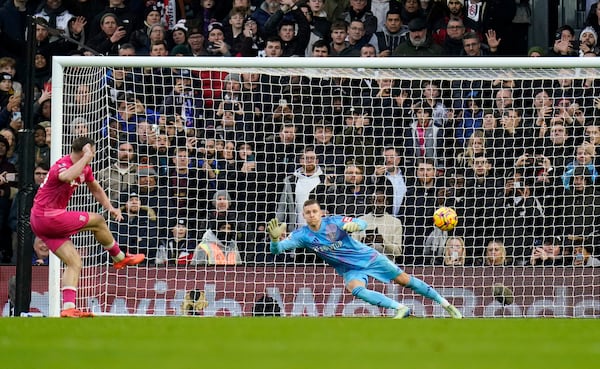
[432,207,458,232]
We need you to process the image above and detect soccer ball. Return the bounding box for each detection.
[433,207,458,231]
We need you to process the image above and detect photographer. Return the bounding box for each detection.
[548,24,579,57]
[86,13,129,55]
[205,22,232,57]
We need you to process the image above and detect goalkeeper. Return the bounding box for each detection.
[268,199,463,319]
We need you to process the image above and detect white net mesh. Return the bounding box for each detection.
[52,57,600,317]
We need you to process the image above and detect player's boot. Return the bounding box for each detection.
[60,308,94,318]
[444,304,463,319]
[113,253,145,270]
[393,305,411,319]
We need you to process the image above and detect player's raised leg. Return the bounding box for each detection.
[345,279,411,319]
[394,272,463,319]
[82,212,144,269]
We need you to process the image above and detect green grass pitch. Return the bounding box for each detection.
[1,318,598,368]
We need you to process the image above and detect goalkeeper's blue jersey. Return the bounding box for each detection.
[270,215,378,270]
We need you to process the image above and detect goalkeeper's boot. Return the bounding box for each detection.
[393,305,411,319]
[444,304,463,319]
[113,253,145,270]
[60,308,94,318]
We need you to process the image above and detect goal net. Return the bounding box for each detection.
[48,56,600,318]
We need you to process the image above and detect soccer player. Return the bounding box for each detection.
[30,137,145,318]
[267,199,463,319]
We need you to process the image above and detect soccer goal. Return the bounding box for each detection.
[48,56,600,318]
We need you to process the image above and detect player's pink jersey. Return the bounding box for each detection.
[33,155,95,210]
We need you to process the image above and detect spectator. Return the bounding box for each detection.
[328,20,353,56]
[562,141,598,190]
[156,219,197,265]
[276,146,332,232]
[205,22,232,56]
[168,147,206,220]
[263,0,311,57]
[482,239,508,266]
[136,167,169,235]
[310,39,330,57]
[585,1,600,38]
[368,147,407,217]
[33,124,50,168]
[578,26,599,57]
[559,165,600,240]
[571,237,600,267]
[0,0,32,65]
[460,30,499,56]
[86,13,128,55]
[252,0,284,33]
[185,26,209,56]
[339,0,378,39]
[343,19,370,56]
[129,5,162,55]
[90,0,137,37]
[392,16,443,56]
[224,7,247,55]
[32,236,50,266]
[34,0,75,42]
[396,0,424,25]
[161,69,204,130]
[310,120,345,176]
[236,15,266,57]
[355,190,403,262]
[493,169,544,266]
[462,0,515,55]
[330,162,370,217]
[434,16,468,56]
[170,20,188,49]
[529,236,564,266]
[3,126,20,167]
[359,43,377,57]
[96,141,138,205]
[403,102,444,170]
[400,158,439,265]
[438,236,466,266]
[0,57,22,97]
[194,221,243,265]
[548,25,577,57]
[300,1,331,56]
[110,191,158,257]
[463,154,499,258]
[335,107,376,170]
[455,129,487,170]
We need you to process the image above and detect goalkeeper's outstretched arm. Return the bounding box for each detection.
[267,218,296,255]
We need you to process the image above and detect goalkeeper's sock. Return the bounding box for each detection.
[351,286,401,310]
[406,276,449,307]
[62,286,77,310]
[103,241,124,262]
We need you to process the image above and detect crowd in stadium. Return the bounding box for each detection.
[0,0,600,268]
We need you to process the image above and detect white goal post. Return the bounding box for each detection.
[48,56,600,318]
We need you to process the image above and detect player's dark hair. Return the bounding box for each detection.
[71,136,95,152]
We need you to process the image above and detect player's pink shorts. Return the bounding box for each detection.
[30,208,90,252]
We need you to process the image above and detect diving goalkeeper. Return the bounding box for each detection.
[268,199,463,319]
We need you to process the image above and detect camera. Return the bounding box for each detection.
[5,173,17,182]
[278,98,288,107]
[12,111,21,121]
[207,42,218,51]
[571,40,581,51]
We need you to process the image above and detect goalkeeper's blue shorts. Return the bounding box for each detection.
[340,254,403,286]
